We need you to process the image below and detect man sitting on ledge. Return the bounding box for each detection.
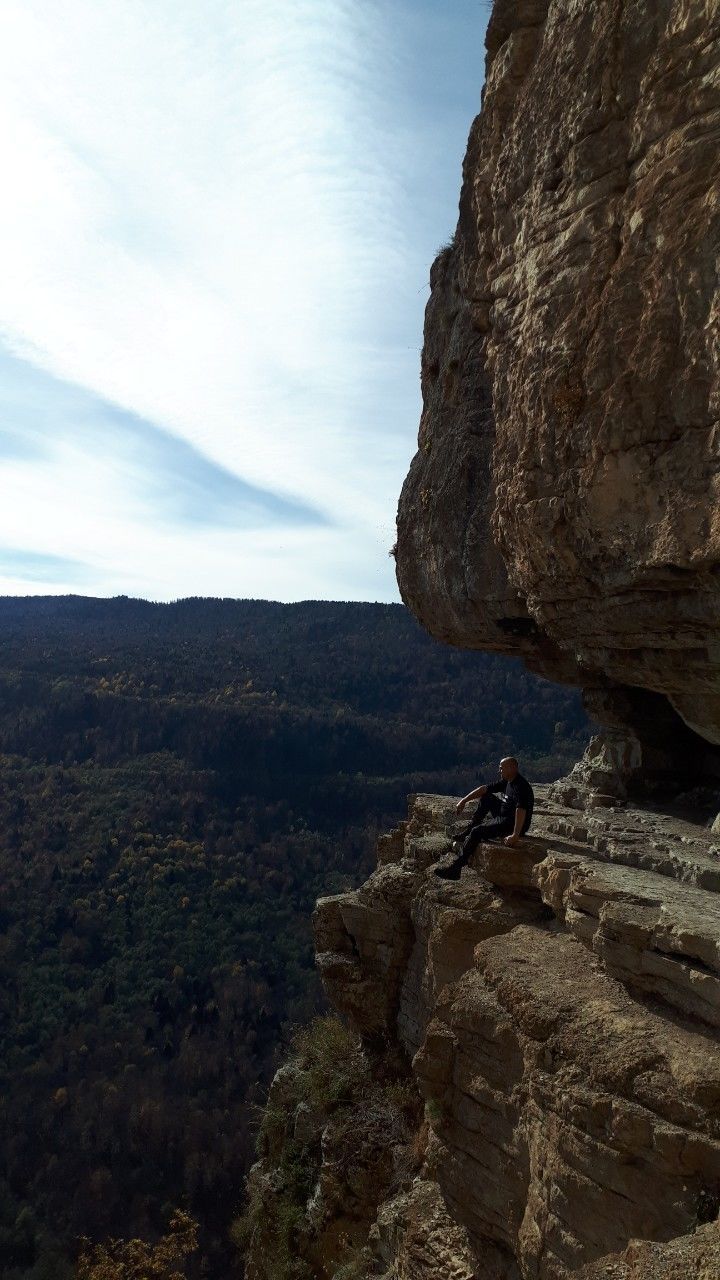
[435,756,534,881]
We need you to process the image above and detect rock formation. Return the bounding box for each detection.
[244,3,720,1276]
[309,790,720,1278]
[395,0,720,783]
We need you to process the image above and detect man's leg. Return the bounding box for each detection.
[450,793,497,844]
[472,817,515,842]
[471,793,503,824]
[435,824,483,879]
[436,797,512,880]
[454,793,502,839]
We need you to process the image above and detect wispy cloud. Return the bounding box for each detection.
[0,547,97,585]
[0,348,327,531]
[0,0,485,599]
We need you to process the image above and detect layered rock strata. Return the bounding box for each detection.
[311,790,720,1278]
[395,0,720,769]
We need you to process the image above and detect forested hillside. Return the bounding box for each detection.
[0,596,589,1278]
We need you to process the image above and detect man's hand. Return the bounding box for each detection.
[505,809,526,849]
[456,784,487,814]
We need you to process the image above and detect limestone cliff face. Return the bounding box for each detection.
[396,0,720,764]
[310,792,720,1278]
[242,7,720,1276]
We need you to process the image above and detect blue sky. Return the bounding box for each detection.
[0,0,489,601]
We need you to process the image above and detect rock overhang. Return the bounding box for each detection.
[395,0,720,769]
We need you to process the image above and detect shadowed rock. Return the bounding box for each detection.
[395,0,720,786]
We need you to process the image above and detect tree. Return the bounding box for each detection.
[76,1211,198,1280]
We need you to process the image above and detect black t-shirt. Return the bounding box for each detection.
[488,774,534,831]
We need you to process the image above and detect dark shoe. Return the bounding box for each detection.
[434,860,462,880]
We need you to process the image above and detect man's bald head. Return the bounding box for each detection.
[499,757,519,780]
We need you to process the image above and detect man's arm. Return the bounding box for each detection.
[505,808,526,847]
[456,783,487,813]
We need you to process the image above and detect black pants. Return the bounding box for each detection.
[454,794,515,867]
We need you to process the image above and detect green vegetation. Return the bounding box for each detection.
[0,596,589,1277]
[288,1015,368,1112]
[234,1016,406,1280]
[232,1017,368,1279]
[435,228,458,256]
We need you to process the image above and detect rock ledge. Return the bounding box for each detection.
[311,789,720,1278]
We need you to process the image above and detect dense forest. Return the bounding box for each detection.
[0,596,590,1277]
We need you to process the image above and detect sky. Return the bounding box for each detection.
[0,0,490,602]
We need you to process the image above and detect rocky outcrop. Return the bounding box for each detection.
[577,1217,720,1279]
[310,791,720,1277]
[395,0,720,775]
[245,6,720,1275]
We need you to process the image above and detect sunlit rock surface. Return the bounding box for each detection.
[245,3,720,1273]
[395,0,720,770]
[309,790,720,1278]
